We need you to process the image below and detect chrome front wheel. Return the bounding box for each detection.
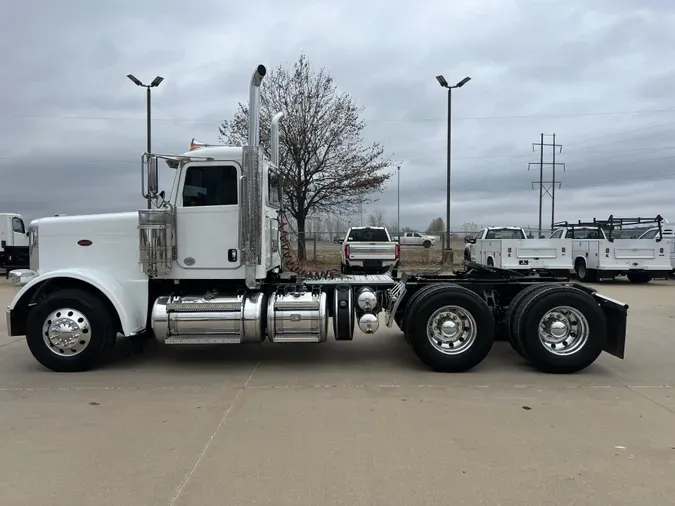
[42,308,92,357]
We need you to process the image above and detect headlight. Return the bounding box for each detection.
[28,223,39,271]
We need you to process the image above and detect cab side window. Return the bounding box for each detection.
[183,165,238,207]
[12,217,25,234]
[640,229,658,240]
[550,229,564,239]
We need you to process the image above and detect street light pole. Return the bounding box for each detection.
[127,74,164,209]
[435,74,471,266]
[397,165,401,242]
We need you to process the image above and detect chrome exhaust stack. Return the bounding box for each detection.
[247,64,267,147]
[242,64,267,289]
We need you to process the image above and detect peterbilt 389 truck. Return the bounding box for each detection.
[5,64,628,375]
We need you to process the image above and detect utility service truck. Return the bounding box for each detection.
[0,213,29,271]
[6,64,629,375]
[550,216,671,283]
[463,226,572,279]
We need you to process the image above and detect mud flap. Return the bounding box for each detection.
[593,292,628,359]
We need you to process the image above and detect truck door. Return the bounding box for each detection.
[11,216,27,247]
[175,162,242,270]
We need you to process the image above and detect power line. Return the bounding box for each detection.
[3,107,675,124]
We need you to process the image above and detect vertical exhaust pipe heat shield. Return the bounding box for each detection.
[271,111,284,167]
[242,64,267,289]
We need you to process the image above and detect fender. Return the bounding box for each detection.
[573,255,587,266]
[8,268,148,336]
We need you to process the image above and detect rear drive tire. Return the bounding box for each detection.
[402,283,454,345]
[504,283,555,359]
[406,285,495,372]
[512,285,607,374]
[26,288,118,372]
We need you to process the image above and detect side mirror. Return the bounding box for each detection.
[147,156,159,197]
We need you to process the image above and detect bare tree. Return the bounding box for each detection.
[367,209,385,227]
[461,221,479,232]
[219,53,393,260]
[426,217,445,235]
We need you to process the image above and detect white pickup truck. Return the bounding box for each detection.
[550,219,672,282]
[464,226,572,278]
[395,232,436,248]
[340,226,400,274]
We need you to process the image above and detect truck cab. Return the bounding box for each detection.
[550,216,672,282]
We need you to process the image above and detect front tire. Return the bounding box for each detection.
[512,285,607,374]
[423,240,431,249]
[406,285,495,372]
[26,288,118,372]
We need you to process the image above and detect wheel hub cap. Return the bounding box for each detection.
[42,308,91,357]
[538,306,589,356]
[427,306,477,355]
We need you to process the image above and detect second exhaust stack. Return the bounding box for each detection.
[248,64,267,147]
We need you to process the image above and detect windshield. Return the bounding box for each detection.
[485,228,525,240]
[347,228,390,242]
[569,228,603,239]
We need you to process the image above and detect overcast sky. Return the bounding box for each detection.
[2,0,674,232]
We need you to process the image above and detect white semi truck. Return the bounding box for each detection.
[5,64,629,375]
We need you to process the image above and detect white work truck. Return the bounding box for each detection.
[0,213,29,270]
[340,226,399,275]
[396,232,436,248]
[5,64,629,376]
[463,226,572,279]
[637,225,675,274]
[550,217,672,283]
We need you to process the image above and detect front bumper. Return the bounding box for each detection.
[8,269,37,287]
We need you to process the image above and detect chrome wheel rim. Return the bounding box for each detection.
[538,306,589,356]
[427,305,477,355]
[42,308,92,357]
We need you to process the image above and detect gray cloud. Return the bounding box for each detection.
[1,0,675,233]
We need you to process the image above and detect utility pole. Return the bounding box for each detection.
[528,133,564,237]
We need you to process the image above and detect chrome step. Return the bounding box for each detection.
[164,335,242,345]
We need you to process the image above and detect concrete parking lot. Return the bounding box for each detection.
[1,277,674,505]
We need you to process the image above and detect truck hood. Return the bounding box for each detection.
[36,211,143,275]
